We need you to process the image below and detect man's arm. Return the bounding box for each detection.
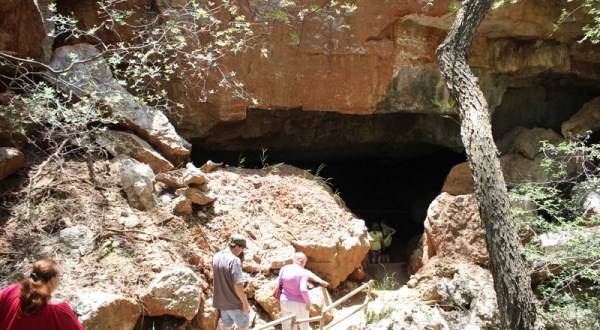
[233,283,250,315]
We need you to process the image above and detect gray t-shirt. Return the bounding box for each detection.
[212,248,246,310]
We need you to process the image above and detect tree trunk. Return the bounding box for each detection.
[436,1,537,329]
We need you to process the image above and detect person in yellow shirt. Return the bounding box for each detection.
[380,220,397,263]
[368,223,384,264]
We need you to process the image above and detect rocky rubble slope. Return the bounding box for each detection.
[0,152,369,329]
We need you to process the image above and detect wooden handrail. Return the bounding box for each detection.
[323,304,367,329]
[323,281,373,313]
[252,280,374,330]
[252,314,296,330]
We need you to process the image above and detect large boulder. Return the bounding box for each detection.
[117,156,156,211]
[0,0,54,63]
[407,263,498,330]
[498,127,576,186]
[46,44,191,165]
[96,130,174,174]
[444,127,574,195]
[203,165,371,289]
[139,267,202,320]
[194,298,218,330]
[155,166,208,188]
[73,291,141,330]
[441,162,474,196]
[59,224,95,257]
[0,147,24,181]
[292,220,370,288]
[497,127,563,160]
[562,97,600,139]
[416,193,488,271]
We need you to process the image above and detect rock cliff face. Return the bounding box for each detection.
[174,0,600,155]
[2,0,599,158]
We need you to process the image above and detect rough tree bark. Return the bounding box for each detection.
[436,1,537,329]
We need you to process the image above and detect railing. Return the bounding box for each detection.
[252,280,374,330]
[252,314,296,330]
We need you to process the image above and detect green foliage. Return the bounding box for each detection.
[3,0,345,190]
[448,2,460,13]
[555,0,600,44]
[290,32,301,44]
[374,270,400,291]
[19,85,116,137]
[99,244,114,260]
[341,2,358,15]
[365,303,394,325]
[264,1,358,43]
[366,272,399,325]
[492,0,600,44]
[530,219,600,329]
[491,0,521,10]
[2,0,361,155]
[24,197,39,223]
[265,10,291,24]
[432,98,455,113]
[0,82,118,184]
[509,136,600,329]
[580,1,600,44]
[260,147,269,168]
[267,162,284,174]
[313,163,334,188]
[1,0,264,170]
[237,154,246,168]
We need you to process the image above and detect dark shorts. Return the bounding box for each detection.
[369,249,381,257]
[220,308,250,328]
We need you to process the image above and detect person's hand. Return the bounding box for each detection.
[320,280,329,287]
[305,303,311,311]
[242,301,250,315]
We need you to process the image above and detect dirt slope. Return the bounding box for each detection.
[0,149,369,327]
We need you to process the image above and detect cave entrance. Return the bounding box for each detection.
[191,148,465,264]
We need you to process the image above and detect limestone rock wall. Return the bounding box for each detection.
[0,0,54,64]
[1,0,598,155]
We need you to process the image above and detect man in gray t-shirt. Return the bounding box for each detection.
[212,234,250,330]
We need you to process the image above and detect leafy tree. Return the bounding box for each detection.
[0,0,357,184]
[557,0,600,44]
[0,0,258,175]
[511,136,600,329]
[493,0,600,44]
[436,0,537,328]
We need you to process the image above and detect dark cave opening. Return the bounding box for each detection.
[191,148,465,264]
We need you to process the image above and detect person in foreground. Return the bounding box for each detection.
[0,259,85,330]
[212,234,251,330]
[278,252,329,330]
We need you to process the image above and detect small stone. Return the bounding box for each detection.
[407,278,418,288]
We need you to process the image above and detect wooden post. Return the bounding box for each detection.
[320,285,333,329]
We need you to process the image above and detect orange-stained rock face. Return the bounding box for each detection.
[0,0,54,64]
[163,0,600,145]
[166,0,456,138]
[1,0,599,152]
